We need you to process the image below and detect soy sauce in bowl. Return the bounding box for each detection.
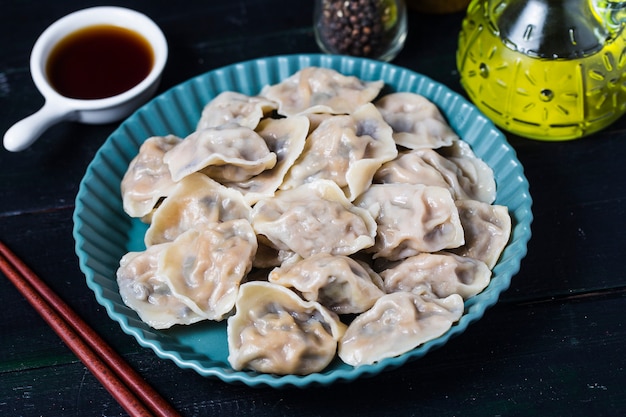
[46,24,154,100]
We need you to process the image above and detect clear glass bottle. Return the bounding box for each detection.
[314,0,407,62]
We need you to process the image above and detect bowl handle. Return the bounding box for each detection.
[4,101,75,152]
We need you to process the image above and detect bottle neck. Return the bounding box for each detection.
[493,0,613,58]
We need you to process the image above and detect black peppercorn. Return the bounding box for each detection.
[317,0,395,58]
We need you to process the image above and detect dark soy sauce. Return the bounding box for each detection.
[46,24,154,100]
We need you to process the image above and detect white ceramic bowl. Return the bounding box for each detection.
[3,6,168,152]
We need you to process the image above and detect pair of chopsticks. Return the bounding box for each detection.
[0,240,181,417]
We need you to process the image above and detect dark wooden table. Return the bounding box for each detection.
[2,1,625,416]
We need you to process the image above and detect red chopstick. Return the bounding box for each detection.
[0,240,181,417]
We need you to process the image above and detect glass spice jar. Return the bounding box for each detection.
[314,0,407,61]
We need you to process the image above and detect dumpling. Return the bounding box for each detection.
[449,199,511,269]
[121,135,182,220]
[196,91,278,130]
[305,112,333,133]
[117,243,206,329]
[282,103,397,201]
[437,139,496,204]
[269,253,385,314]
[338,291,464,366]
[145,173,251,246]
[355,183,465,261]
[260,66,384,116]
[227,281,346,375]
[381,252,491,299]
[374,149,452,189]
[421,147,496,203]
[158,221,257,321]
[439,137,482,160]
[374,148,496,203]
[374,92,458,149]
[224,115,309,205]
[251,180,377,258]
[164,124,277,182]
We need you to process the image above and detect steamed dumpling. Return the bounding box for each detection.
[196,91,278,130]
[438,139,496,204]
[375,92,458,149]
[164,124,277,182]
[269,253,385,314]
[282,103,397,201]
[224,115,309,205]
[381,252,491,299]
[117,243,206,329]
[158,221,257,321]
[145,173,251,246]
[450,199,511,269]
[251,180,377,258]
[260,66,384,116]
[227,281,346,375]
[375,148,496,203]
[118,220,257,327]
[121,135,182,220]
[338,290,464,366]
[374,149,451,190]
[355,183,465,260]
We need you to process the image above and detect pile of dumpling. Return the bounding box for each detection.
[117,67,511,375]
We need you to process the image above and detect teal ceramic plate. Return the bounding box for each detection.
[73,54,533,388]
